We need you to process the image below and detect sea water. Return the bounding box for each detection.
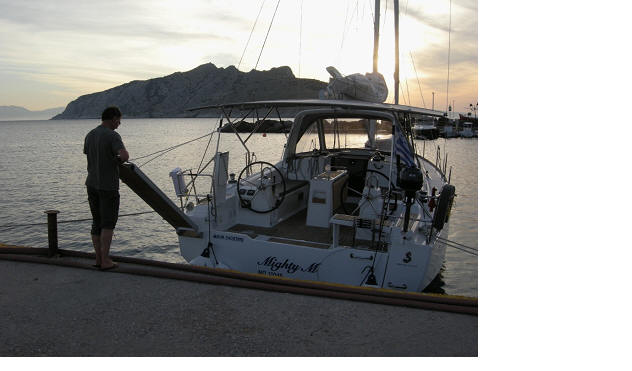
[0,118,478,296]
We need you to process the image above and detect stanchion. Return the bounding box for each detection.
[45,210,59,257]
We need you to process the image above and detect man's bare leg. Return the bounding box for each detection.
[91,234,102,267]
[99,228,116,268]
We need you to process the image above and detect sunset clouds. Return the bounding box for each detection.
[0,0,477,111]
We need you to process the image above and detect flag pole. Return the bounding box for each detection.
[388,121,397,194]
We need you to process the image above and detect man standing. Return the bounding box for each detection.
[84,106,129,270]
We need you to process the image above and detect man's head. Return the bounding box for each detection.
[101,106,122,130]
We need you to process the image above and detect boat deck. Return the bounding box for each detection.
[227,209,379,249]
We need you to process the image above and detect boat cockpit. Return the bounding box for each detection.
[170,103,447,253]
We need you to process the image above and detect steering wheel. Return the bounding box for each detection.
[237,161,287,214]
[340,169,396,215]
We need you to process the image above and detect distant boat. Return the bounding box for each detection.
[440,122,457,138]
[460,122,474,138]
[413,117,439,140]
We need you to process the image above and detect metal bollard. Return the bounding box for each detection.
[45,210,59,257]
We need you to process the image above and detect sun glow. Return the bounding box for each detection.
[0,0,476,112]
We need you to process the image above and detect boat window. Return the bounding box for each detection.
[323,118,392,150]
[294,117,394,155]
[295,120,321,154]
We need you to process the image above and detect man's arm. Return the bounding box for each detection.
[118,148,130,162]
[111,133,128,162]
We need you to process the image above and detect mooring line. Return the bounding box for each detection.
[0,210,157,230]
[437,236,477,251]
[436,237,477,256]
[444,243,478,256]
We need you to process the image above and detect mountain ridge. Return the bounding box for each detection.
[53,62,327,119]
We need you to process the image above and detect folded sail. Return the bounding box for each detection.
[319,66,388,103]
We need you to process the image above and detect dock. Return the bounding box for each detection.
[0,244,477,356]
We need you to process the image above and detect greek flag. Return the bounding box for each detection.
[393,124,416,167]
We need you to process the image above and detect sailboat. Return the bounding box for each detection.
[118,0,455,292]
[413,116,439,140]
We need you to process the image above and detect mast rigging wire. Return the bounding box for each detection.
[399,84,407,105]
[129,131,214,163]
[195,131,217,177]
[254,0,281,71]
[446,0,452,112]
[382,0,388,31]
[337,0,353,64]
[238,0,267,70]
[410,52,426,108]
[132,131,216,168]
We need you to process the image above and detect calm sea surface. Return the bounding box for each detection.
[0,118,478,297]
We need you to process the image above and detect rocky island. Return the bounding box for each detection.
[53,62,327,119]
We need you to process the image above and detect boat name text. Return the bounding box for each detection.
[212,234,244,242]
[257,256,320,274]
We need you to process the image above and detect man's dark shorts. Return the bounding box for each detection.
[87,186,120,235]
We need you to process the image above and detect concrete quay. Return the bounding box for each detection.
[0,255,477,356]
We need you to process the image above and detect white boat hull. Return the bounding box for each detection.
[164,103,456,293]
[177,154,451,293]
[179,221,445,292]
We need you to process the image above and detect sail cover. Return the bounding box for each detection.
[319,66,388,103]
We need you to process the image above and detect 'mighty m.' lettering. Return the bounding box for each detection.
[257,256,320,274]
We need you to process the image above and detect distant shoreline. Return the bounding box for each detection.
[0,105,64,121]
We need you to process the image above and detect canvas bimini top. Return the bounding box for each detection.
[187,99,458,119]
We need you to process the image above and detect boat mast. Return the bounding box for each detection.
[394,0,400,105]
[373,0,380,73]
[368,0,381,149]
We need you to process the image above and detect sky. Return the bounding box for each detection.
[0,0,477,112]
